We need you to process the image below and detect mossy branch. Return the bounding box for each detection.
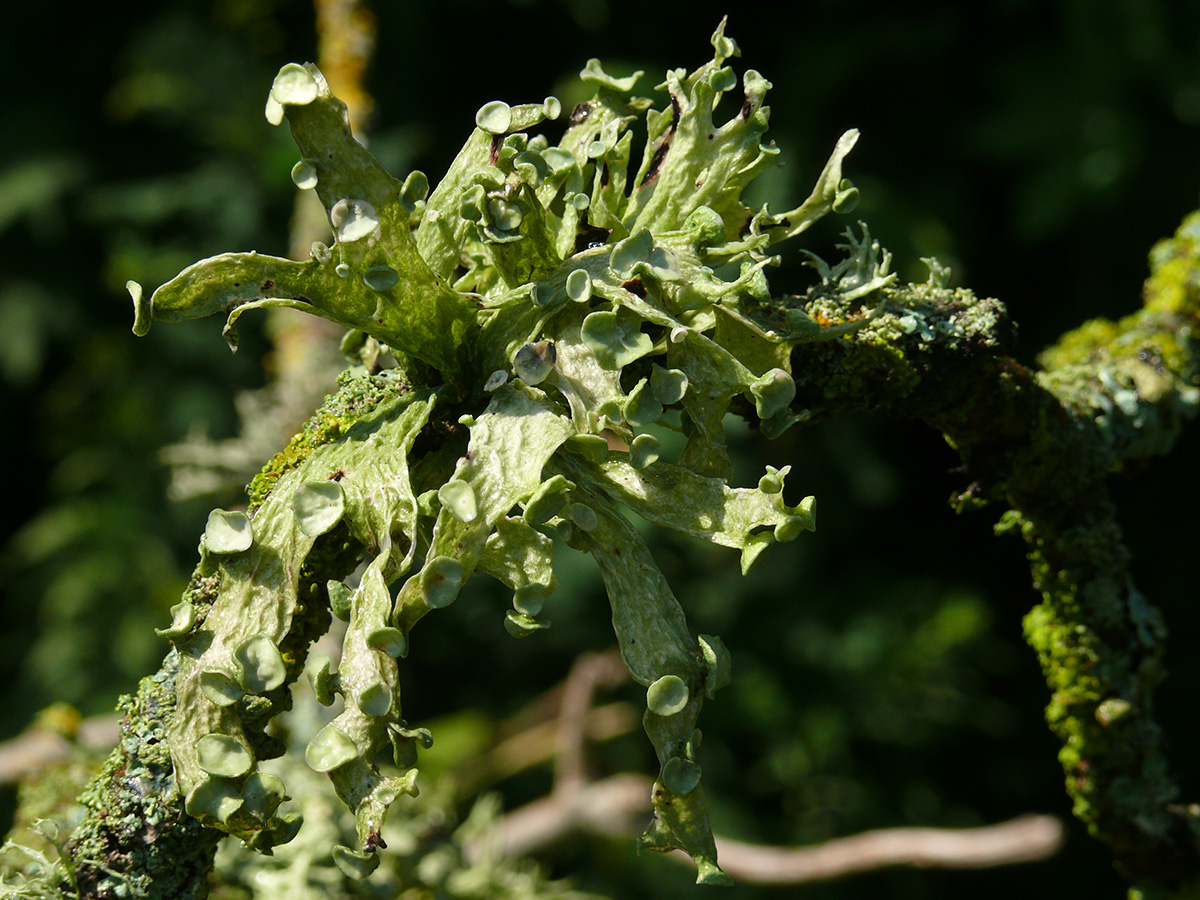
[785,213,1200,891]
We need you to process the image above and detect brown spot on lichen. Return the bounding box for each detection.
[641,142,670,186]
[569,102,593,126]
[574,225,611,254]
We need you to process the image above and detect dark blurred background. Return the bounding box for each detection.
[2,0,1198,896]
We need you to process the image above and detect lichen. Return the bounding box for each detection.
[69,14,1200,898]
[120,22,895,884]
[245,368,411,511]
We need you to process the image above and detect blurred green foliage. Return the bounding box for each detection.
[3,1,1198,897]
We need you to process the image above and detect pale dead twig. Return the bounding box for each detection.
[453,648,637,799]
[479,772,1064,883]
[0,715,120,785]
[552,650,628,794]
[682,814,1065,884]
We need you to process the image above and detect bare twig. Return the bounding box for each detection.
[472,771,1062,882]
[683,814,1065,884]
[553,650,628,794]
[0,715,120,785]
[454,648,638,799]
[467,773,654,863]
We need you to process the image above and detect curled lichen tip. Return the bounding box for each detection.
[185,776,244,824]
[241,771,288,821]
[235,634,287,694]
[698,634,732,697]
[421,555,464,609]
[128,280,152,337]
[710,16,739,61]
[265,94,284,126]
[293,480,345,537]
[199,670,244,707]
[363,265,399,291]
[155,600,195,639]
[567,433,608,464]
[751,368,797,419]
[204,508,253,554]
[366,626,408,658]
[523,474,573,525]
[773,511,812,542]
[357,681,393,718]
[624,379,664,427]
[662,756,702,795]
[695,859,733,887]
[504,609,550,638]
[475,100,512,135]
[514,340,557,385]
[757,465,789,494]
[631,433,661,469]
[513,583,548,617]
[438,479,478,523]
[332,845,380,879]
[196,734,254,778]
[290,159,318,190]
[305,723,358,773]
[402,169,430,204]
[611,228,654,276]
[569,503,599,532]
[580,58,644,92]
[271,62,320,107]
[581,309,653,370]
[305,654,338,705]
[328,579,353,621]
[647,674,690,716]
[650,366,689,405]
[566,268,592,303]
[833,178,860,213]
[330,197,380,243]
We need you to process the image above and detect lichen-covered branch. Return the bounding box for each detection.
[781,214,1200,891]
[61,650,220,900]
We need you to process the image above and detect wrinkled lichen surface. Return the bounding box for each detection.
[122,23,867,889]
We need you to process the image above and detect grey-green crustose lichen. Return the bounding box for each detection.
[128,21,896,885]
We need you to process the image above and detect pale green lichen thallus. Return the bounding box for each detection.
[132,18,901,885]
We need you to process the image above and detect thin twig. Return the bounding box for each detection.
[684,814,1065,884]
[0,716,120,785]
[473,772,1063,882]
[554,650,628,794]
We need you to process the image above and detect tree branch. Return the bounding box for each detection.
[679,815,1064,884]
[786,211,1200,891]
